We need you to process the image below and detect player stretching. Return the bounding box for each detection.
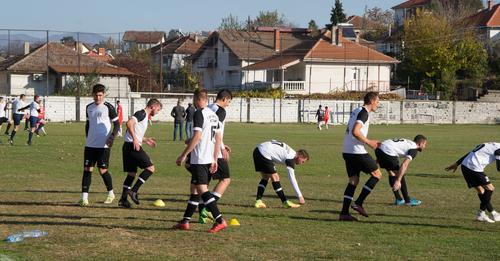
[339,92,382,221]
[18,95,41,145]
[376,135,427,206]
[445,142,500,223]
[198,89,233,224]
[79,84,120,207]
[118,99,162,208]
[173,88,227,233]
[253,140,309,208]
[8,94,27,145]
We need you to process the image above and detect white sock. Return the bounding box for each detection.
[82,192,89,200]
[108,190,114,196]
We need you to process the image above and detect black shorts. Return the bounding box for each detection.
[0,117,8,124]
[213,158,230,180]
[342,153,378,177]
[253,148,276,174]
[84,147,111,169]
[188,164,211,185]
[461,165,491,188]
[29,116,39,129]
[13,114,23,125]
[122,142,153,173]
[375,148,400,171]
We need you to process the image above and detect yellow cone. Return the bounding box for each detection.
[153,199,165,207]
[229,218,240,226]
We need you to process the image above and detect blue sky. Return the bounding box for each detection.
[0,0,403,33]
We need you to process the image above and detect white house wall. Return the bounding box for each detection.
[489,28,500,42]
[9,73,56,96]
[61,74,130,98]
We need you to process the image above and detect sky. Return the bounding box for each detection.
[0,0,404,34]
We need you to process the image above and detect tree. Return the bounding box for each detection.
[59,71,100,96]
[430,0,483,22]
[308,19,320,36]
[251,10,293,27]
[111,48,162,92]
[361,7,394,41]
[219,14,244,30]
[326,0,347,28]
[60,36,76,44]
[95,37,119,55]
[455,32,488,83]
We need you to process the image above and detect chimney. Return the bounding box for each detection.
[98,48,105,56]
[333,26,342,46]
[488,0,493,10]
[274,29,281,52]
[355,31,360,43]
[23,42,30,55]
[194,34,199,43]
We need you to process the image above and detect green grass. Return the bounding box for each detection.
[0,122,499,260]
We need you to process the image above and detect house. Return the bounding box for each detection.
[191,26,398,94]
[346,15,382,36]
[392,0,432,27]
[0,42,134,97]
[87,48,114,63]
[463,0,500,43]
[122,31,166,52]
[151,34,204,71]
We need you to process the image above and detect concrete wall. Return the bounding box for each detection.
[4,95,498,124]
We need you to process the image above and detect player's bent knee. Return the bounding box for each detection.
[147,165,155,173]
[371,169,382,179]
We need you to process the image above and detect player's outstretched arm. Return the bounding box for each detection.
[393,159,411,191]
[287,167,304,204]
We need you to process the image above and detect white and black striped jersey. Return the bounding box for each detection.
[460,142,500,172]
[380,138,419,160]
[208,103,226,159]
[190,107,221,165]
[85,101,118,148]
[258,140,297,168]
[124,109,149,145]
[0,100,6,118]
[12,99,26,115]
[343,106,370,154]
[28,101,40,118]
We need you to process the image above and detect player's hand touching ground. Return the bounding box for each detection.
[445,163,458,172]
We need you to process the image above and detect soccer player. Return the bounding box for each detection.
[35,102,47,136]
[339,92,382,221]
[445,142,500,223]
[8,94,27,145]
[118,99,162,208]
[116,100,123,137]
[376,135,428,206]
[18,95,42,145]
[198,89,232,224]
[0,97,10,134]
[79,84,120,207]
[173,88,227,233]
[315,105,325,130]
[324,106,331,129]
[253,140,309,208]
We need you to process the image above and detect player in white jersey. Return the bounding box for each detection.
[18,95,41,145]
[0,97,11,135]
[118,99,162,208]
[197,89,233,224]
[253,140,309,208]
[445,142,500,223]
[339,92,382,221]
[376,135,428,206]
[7,94,27,145]
[79,84,120,207]
[173,88,227,233]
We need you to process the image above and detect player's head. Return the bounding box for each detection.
[177,99,181,106]
[216,89,232,108]
[325,106,328,110]
[363,92,379,112]
[20,94,26,101]
[319,105,322,108]
[34,95,41,103]
[116,100,120,105]
[147,98,162,116]
[414,134,428,151]
[295,149,310,165]
[193,88,208,109]
[92,84,106,104]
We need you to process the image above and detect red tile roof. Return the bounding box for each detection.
[392,0,431,9]
[463,4,500,27]
[346,15,382,29]
[122,31,165,43]
[152,35,203,55]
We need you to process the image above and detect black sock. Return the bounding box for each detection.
[388,176,403,201]
[341,183,356,215]
[484,190,494,212]
[355,177,380,206]
[272,181,287,202]
[131,169,153,193]
[122,175,135,199]
[182,194,200,223]
[82,170,92,193]
[28,131,33,143]
[256,179,268,200]
[202,191,223,223]
[478,193,487,211]
[100,171,113,191]
[400,177,411,202]
[5,123,11,133]
[10,130,16,140]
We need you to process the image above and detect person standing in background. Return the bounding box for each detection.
[171,100,186,141]
[116,100,123,137]
[324,106,331,129]
[185,103,195,139]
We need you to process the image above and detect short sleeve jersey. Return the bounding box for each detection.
[12,99,26,115]
[124,109,149,145]
[190,107,220,165]
[208,103,226,159]
[462,142,500,172]
[380,138,419,160]
[257,140,297,169]
[29,101,40,118]
[0,100,6,118]
[85,101,118,148]
[343,106,370,154]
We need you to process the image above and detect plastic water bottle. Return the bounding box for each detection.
[6,230,48,242]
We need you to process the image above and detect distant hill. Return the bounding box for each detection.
[0,32,109,47]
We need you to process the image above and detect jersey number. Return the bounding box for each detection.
[392,138,405,142]
[271,140,284,147]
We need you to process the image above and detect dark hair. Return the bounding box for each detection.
[20,94,25,99]
[34,95,40,100]
[116,100,120,104]
[147,98,162,108]
[216,89,233,101]
[363,92,379,105]
[297,149,309,160]
[92,84,106,94]
[413,134,427,144]
[194,88,208,100]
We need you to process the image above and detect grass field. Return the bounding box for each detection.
[0,122,499,260]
